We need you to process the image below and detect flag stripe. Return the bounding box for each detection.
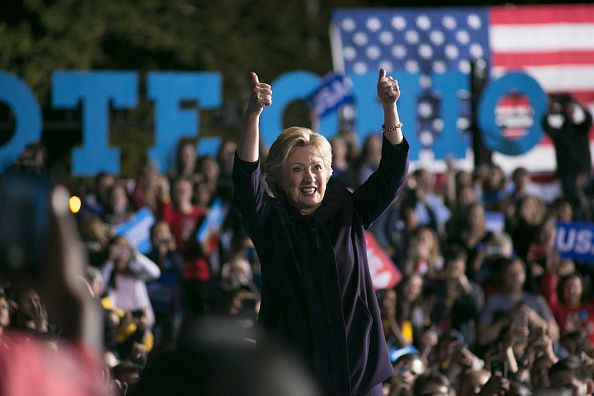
[492,65,594,92]
[489,24,594,53]
[493,51,594,68]
[490,4,594,25]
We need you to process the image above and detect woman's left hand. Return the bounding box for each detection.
[377,69,400,106]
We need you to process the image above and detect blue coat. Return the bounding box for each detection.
[233,136,409,396]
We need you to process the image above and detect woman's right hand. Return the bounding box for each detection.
[246,72,272,116]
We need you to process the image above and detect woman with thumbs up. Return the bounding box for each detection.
[233,69,409,396]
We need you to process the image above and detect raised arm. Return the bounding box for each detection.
[377,68,403,145]
[237,72,272,162]
[352,70,409,227]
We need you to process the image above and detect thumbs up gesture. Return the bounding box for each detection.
[247,72,272,116]
[377,68,400,106]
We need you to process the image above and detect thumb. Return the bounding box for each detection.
[378,68,386,80]
[251,72,260,86]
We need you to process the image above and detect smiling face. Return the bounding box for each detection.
[563,275,583,307]
[281,145,329,215]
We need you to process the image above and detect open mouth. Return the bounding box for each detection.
[300,186,317,194]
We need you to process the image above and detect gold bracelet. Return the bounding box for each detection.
[382,122,403,132]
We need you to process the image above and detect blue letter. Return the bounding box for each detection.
[260,71,338,146]
[431,71,470,159]
[147,72,222,172]
[0,71,42,170]
[52,71,138,175]
[351,72,422,160]
[478,72,548,156]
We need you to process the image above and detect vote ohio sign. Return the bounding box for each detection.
[0,69,548,175]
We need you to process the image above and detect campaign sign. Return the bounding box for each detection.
[196,198,228,243]
[556,221,594,263]
[113,207,156,254]
[485,211,505,234]
[365,231,402,290]
[307,73,354,118]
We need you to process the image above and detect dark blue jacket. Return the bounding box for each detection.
[233,136,409,396]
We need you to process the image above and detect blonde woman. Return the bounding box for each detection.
[233,70,409,396]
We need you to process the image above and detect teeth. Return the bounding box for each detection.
[301,187,315,193]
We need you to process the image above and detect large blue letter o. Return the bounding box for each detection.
[478,72,548,156]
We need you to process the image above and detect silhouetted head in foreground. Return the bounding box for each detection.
[130,317,319,396]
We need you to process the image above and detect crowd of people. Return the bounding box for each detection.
[0,90,593,395]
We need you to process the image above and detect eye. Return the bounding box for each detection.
[292,166,302,173]
[313,164,323,171]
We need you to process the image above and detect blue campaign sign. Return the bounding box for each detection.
[556,221,594,263]
[307,73,354,118]
[196,198,228,243]
[113,207,156,254]
[485,211,505,234]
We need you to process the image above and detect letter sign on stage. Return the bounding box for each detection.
[478,72,548,156]
[52,71,138,175]
[147,72,221,172]
[0,72,42,170]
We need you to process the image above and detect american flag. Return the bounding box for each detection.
[330,4,594,171]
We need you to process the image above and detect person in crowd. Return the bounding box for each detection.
[132,163,170,215]
[401,226,443,278]
[381,288,409,350]
[457,368,490,396]
[401,168,451,235]
[543,94,593,220]
[549,197,574,223]
[82,171,115,218]
[174,139,200,183]
[481,163,509,212]
[395,274,430,348]
[328,135,358,191]
[356,133,383,185]
[103,182,134,225]
[216,139,238,201]
[387,353,426,396]
[411,370,452,396]
[161,176,210,280]
[14,141,47,172]
[548,356,594,395]
[541,260,594,346]
[79,215,110,267]
[429,246,484,348]
[531,352,555,392]
[509,167,534,204]
[479,257,559,347]
[508,195,546,263]
[476,232,515,295]
[198,155,221,195]
[444,156,473,211]
[233,69,408,396]
[145,221,184,345]
[430,331,484,383]
[447,202,493,280]
[11,287,48,334]
[101,236,161,329]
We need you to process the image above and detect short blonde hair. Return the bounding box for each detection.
[264,127,333,197]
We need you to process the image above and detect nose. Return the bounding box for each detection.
[303,168,314,183]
